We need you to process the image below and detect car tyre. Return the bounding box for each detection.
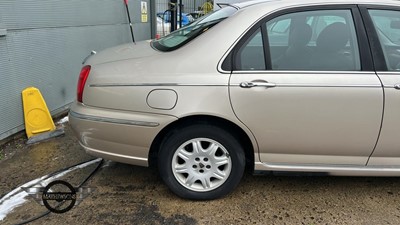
[158,124,245,200]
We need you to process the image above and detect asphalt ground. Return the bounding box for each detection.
[1,121,400,224]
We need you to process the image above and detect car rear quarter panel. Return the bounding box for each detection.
[69,102,178,166]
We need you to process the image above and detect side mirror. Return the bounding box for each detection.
[390,20,400,29]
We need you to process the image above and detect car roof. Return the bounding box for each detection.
[234,0,398,9]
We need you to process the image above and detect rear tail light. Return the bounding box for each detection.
[77,65,91,103]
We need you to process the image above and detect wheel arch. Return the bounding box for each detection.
[148,115,255,171]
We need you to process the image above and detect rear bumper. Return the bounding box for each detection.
[69,102,177,167]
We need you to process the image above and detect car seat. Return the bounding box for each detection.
[311,22,353,70]
[273,23,312,70]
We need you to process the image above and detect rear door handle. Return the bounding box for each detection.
[240,81,276,88]
[394,84,400,90]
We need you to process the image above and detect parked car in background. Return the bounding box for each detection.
[70,0,400,200]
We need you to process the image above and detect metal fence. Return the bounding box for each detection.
[155,0,213,38]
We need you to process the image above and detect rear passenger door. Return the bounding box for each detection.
[228,6,384,166]
[361,7,400,166]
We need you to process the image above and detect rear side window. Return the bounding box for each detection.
[368,10,400,71]
[232,9,361,71]
[267,10,361,71]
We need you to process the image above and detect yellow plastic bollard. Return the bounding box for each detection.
[22,87,56,138]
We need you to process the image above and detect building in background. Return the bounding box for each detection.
[0,0,152,140]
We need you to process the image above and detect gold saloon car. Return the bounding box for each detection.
[70,0,400,199]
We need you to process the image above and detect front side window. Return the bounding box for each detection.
[267,10,361,71]
[152,6,237,52]
[369,10,400,71]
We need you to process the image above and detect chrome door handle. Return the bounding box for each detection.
[240,81,276,88]
[394,84,400,90]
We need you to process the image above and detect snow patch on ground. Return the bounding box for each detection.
[56,116,69,125]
